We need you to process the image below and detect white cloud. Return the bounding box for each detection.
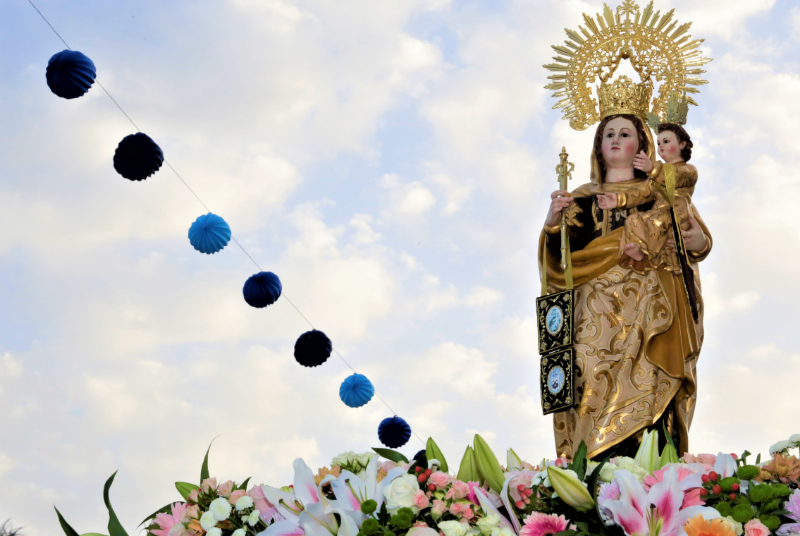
[382,174,437,216]
[463,286,503,306]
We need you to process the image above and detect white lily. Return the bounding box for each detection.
[507,449,523,472]
[330,455,406,526]
[713,453,738,478]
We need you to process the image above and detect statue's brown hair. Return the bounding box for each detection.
[592,114,650,181]
[657,123,693,162]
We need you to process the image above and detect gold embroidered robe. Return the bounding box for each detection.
[539,178,711,459]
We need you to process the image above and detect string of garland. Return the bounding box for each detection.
[28,0,419,448]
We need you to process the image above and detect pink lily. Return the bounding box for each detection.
[474,488,515,532]
[330,455,406,526]
[601,468,720,536]
[713,453,737,479]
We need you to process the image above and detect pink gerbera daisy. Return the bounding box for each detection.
[152,502,189,536]
[520,512,573,536]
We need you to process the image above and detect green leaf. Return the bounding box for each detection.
[138,503,173,527]
[756,453,761,465]
[176,482,200,500]
[425,438,448,473]
[201,436,219,483]
[238,477,252,491]
[741,450,752,466]
[378,502,390,526]
[81,534,109,536]
[103,471,129,536]
[589,455,611,534]
[572,441,588,481]
[54,506,81,536]
[372,447,409,464]
[473,435,505,493]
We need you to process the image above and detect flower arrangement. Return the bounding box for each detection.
[54,433,800,536]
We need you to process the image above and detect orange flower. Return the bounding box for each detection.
[187,519,206,535]
[684,515,736,536]
[756,453,800,484]
[314,465,341,485]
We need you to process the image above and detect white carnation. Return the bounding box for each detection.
[210,497,233,521]
[207,528,222,536]
[721,516,743,536]
[232,529,246,536]
[247,510,261,526]
[236,495,254,511]
[439,521,470,536]
[491,528,515,536]
[770,440,793,456]
[477,514,500,535]
[200,511,218,531]
[790,434,800,445]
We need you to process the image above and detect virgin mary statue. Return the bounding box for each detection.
[539,2,714,459]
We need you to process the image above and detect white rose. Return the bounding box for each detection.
[599,462,617,482]
[722,516,743,536]
[200,511,218,531]
[207,528,222,536]
[477,514,500,535]
[383,474,421,513]
[247,510,261,526]
[236,495,254,511]
[439,521,470,536]
[232,529,246,536]
[210,497,233,521]
[491,528,515,536]
[770,440,793,456]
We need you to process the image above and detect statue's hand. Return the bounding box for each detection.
[667,216,707,252]
[545,189,574,228]
[597,193,617,209]
[633,151,654,173]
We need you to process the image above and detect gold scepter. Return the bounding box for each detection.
[555,147,574,271]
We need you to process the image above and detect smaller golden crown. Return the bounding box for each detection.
[645,92,691,130]
[597,76,652,121]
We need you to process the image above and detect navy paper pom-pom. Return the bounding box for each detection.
[113,133,164,181]
[378,416,411,448]
[339,373,374,408]
[46,50,96,99]
[294,329,332,368]
[243,271,282,308]
[188,213,231,254]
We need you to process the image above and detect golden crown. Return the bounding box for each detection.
[597,75,652,120]
[544,1,711,131]
[645,92,690,130]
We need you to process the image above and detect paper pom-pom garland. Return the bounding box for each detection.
[113,133,164,181]
[294,330,332,368]
[243,271,282,308]
[46,50,96,99]
[188,213,231,254]
[378,416,411,448]
[339,373,374,408]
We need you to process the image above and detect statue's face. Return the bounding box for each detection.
[657,130,687,163]
[601,117,639,167]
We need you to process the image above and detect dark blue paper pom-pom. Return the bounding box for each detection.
[189,213,231,254]
[113,133,164,181]
[339,373,374,408]
[46,50,96,99]
[378,416,411,448]
[294,329,332,368]
[243,271,282,308]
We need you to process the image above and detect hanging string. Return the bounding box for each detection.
[27,0,425,448]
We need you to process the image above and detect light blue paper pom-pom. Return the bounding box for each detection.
[188,213,231,254]
[339,373,374,408]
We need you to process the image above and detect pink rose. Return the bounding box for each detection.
[681,488,704,508]
[412,490,430,510]
[462,506,474,521]
[183,505,200,523]
[217,480,234,498]
[745,519,770,536]
[229,490,246,505]
[249,486,274,513]
[696,453,717,466]
[682,453,698,464]
[431,499,446,517]
[555,458,569,468]
[188,489,199,503]
[429,471,452,490]
[413,522,429,528]
[201,477,218,492]
[451,480,469,499]
[449,503,464,516]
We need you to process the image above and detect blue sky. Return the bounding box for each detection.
[1,0,800,534]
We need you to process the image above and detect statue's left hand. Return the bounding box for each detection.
[597,193,617,209]
[667,216,707,252]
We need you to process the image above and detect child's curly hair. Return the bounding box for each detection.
[656,123,693,162]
